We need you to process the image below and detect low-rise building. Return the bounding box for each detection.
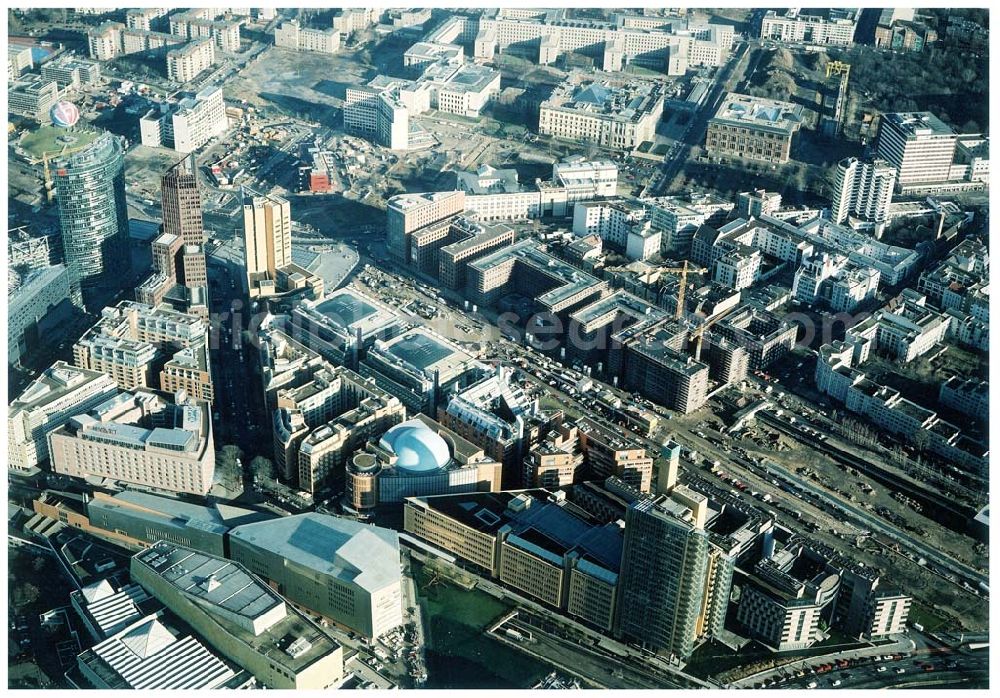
[72,614,236,689]
[938,376,988,420]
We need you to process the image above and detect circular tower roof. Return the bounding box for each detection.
[379,419,451,474]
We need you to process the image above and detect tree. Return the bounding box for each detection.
[250,456,275,481]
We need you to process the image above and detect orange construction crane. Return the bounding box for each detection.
[660,261,708,320]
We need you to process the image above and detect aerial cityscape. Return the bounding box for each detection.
[6,6,989,691]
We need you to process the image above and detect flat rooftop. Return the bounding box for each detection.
[543,79,666,123]
[18,126,101,163]
[711,93,803,135]
[882,112,955,138]
[229,513,401,594]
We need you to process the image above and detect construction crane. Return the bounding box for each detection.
[659,261,708,320]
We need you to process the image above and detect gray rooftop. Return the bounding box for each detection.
[229,513,401,594]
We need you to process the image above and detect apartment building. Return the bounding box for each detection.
[49,390,216,495]
[88,21,126,60]
[539,78,666,149]
[736,189,782,219]
[170,11,243,53]
[846,291,950,363]
[760,8,859,46]
[831,157,896,230]
[792,252,880,313]
[166,39,216,83]
[576,416,654,492]
[8,45,34,80]
[713,306,797,370]
[705,93,804,164]
[939,376,988,420]
[612,321,709,414]
[140,86,228,153]
[274,20,341,54]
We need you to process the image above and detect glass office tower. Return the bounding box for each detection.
[53,131,129,286]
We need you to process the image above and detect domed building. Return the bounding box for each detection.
[344,415,502,517]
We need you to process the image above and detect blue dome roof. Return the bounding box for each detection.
[379,420,451,474]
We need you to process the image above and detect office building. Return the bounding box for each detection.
[286,287,403,368]
[9,264,83,368]
[403,41,463,71]
[523,423,585,489]
[611,321,709,414]
[131,542,345,689]
[140,87,229,153]
[466,239,607,317]
[386,190,466,263]
[86,490,272,555]
[539,78,666,149]
[875,112,958,188]
[440,365,562,487]
[54,132,130,286]
[8,361,118,472]
[228,513,404,639]
[274,20,341,54]
[615,493,713,659]
[706,93,804,164]
[404,489,624,631]
[160,154,205,246]
[242,189,292,296]
[760,8,859,46]
[40,55,102,90]
[73,300,210,394]
[272,363,405,491]
[9,77,61,122]
[343,415,502,516]
[166,39,216,83]
[49,390,216,495]
[472,10,732,74]
[576,416,654,492]
[72,614,236,689]
[360,327,485,415]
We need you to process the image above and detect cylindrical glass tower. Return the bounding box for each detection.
[53,131,129,286]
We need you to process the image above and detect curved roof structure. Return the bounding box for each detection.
[379,419,451,474]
